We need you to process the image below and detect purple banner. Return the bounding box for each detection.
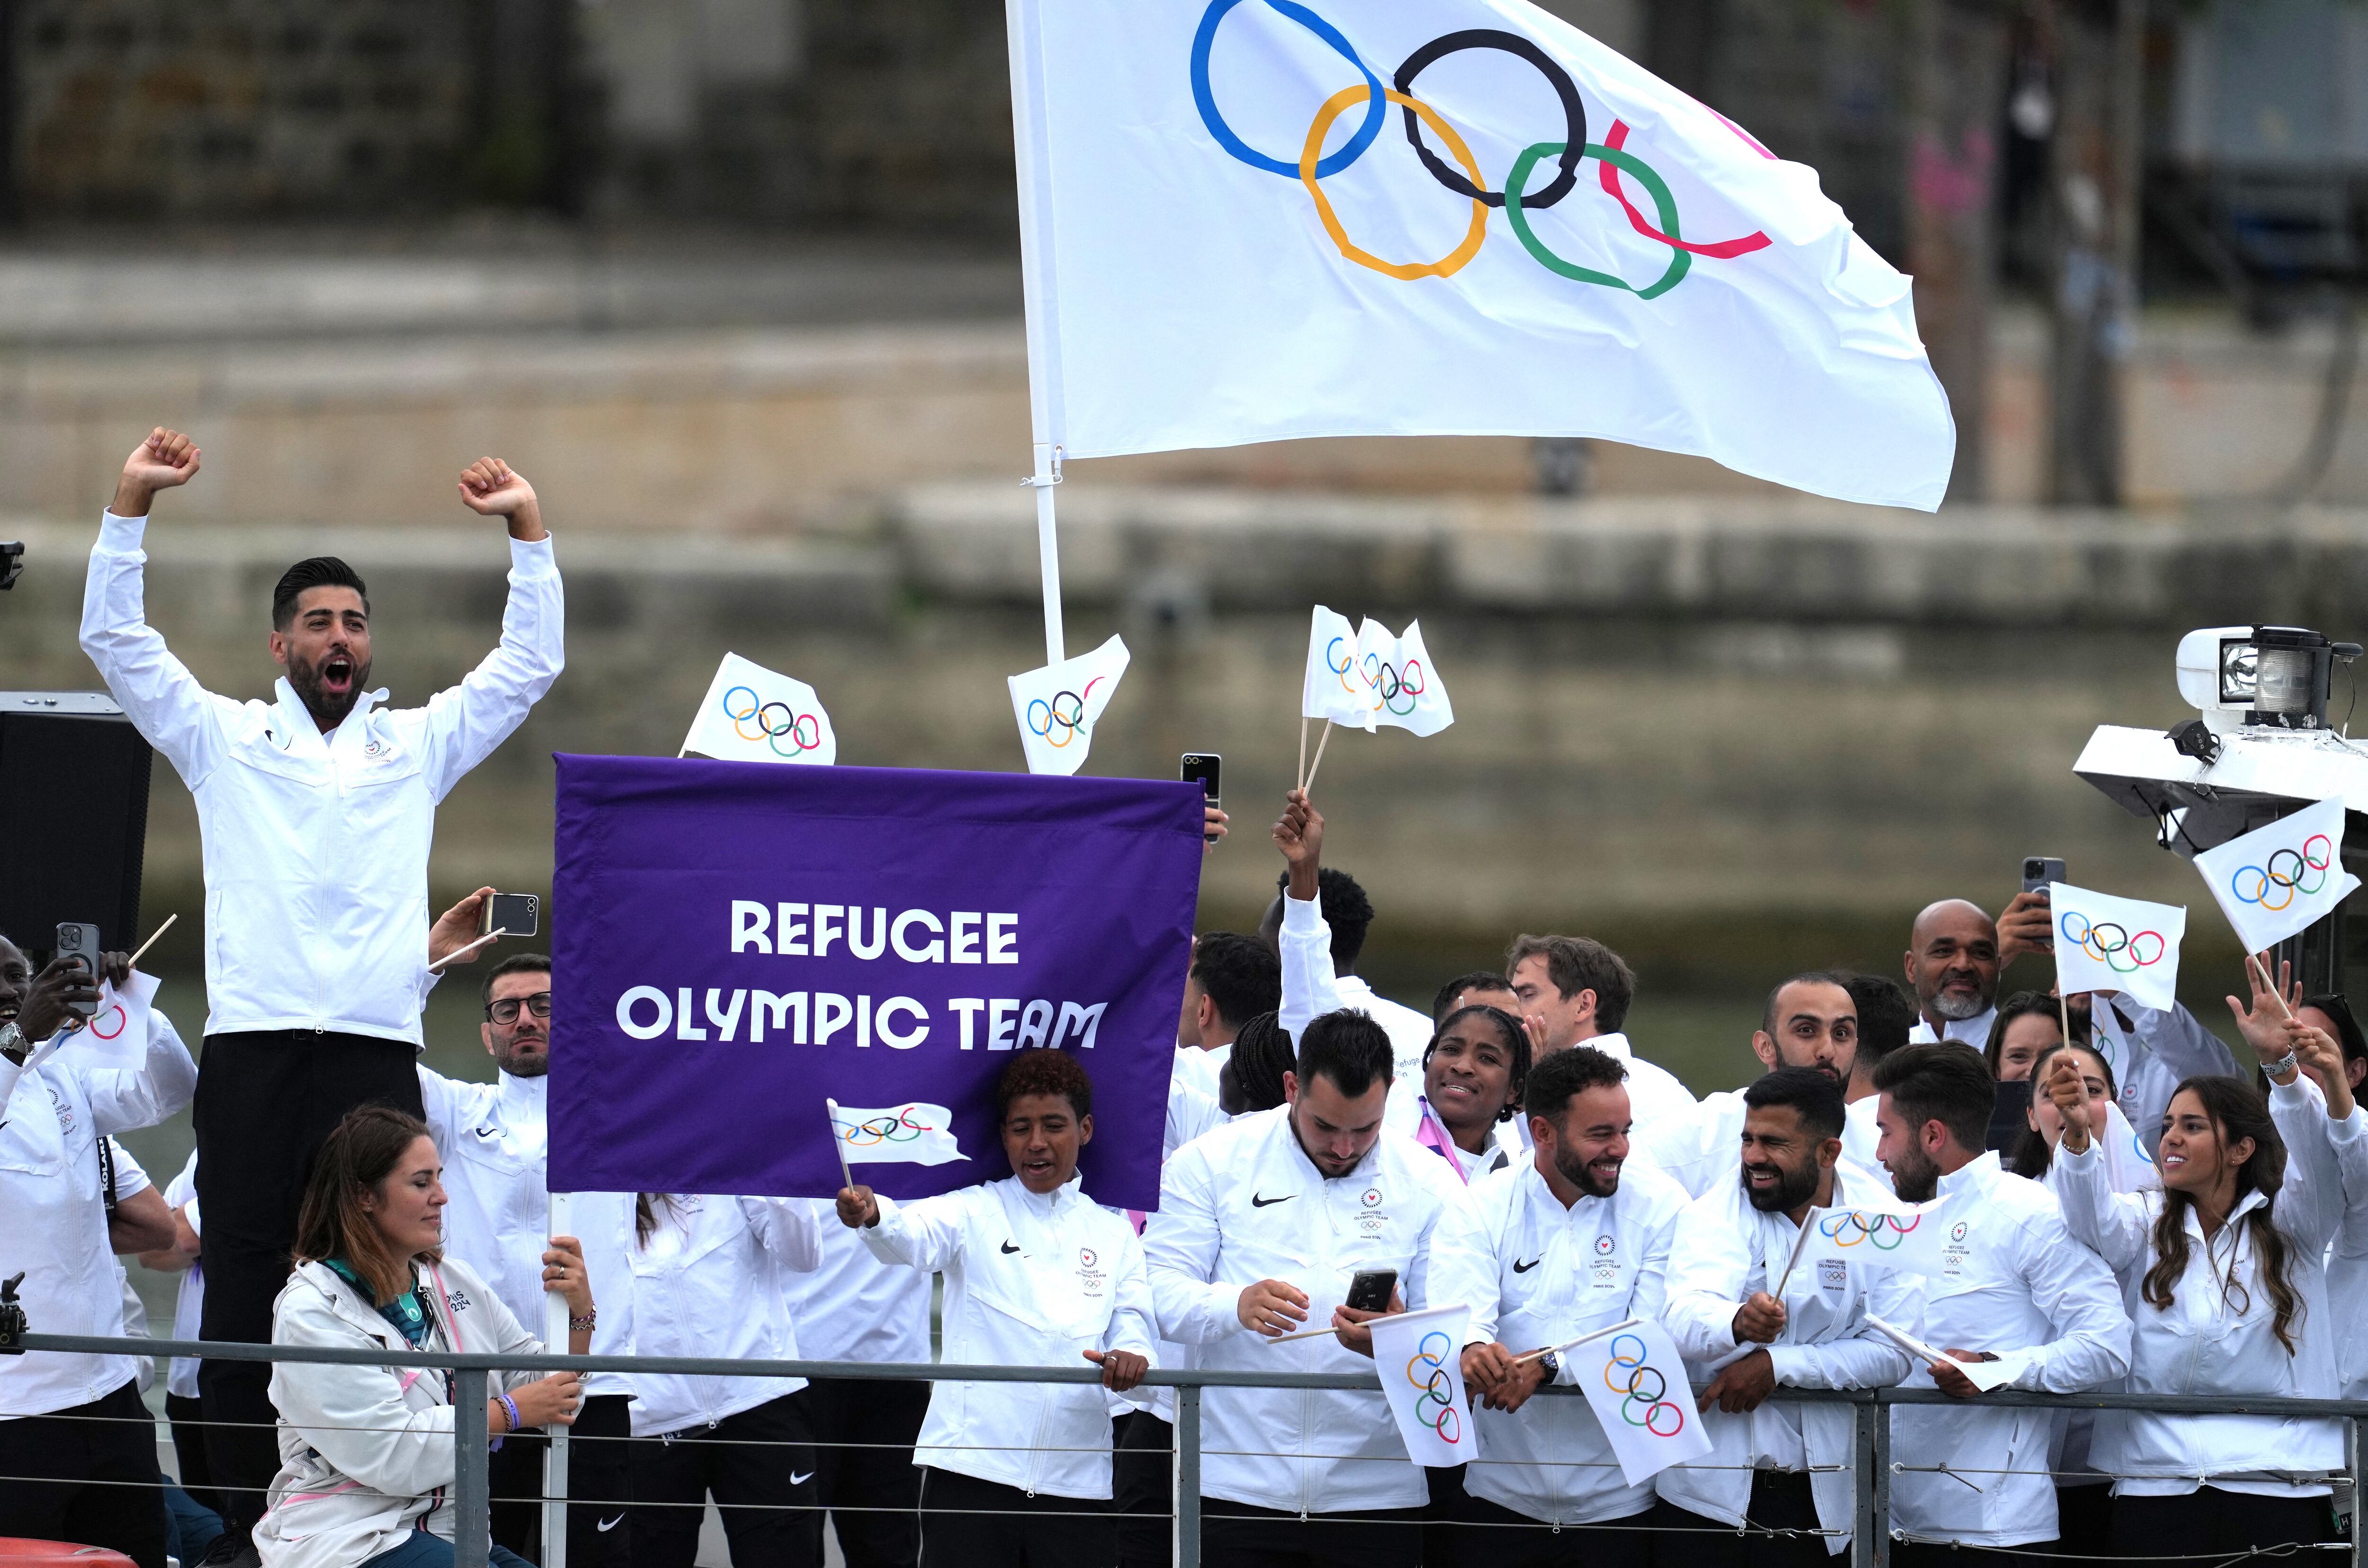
[547,754,1203,1210]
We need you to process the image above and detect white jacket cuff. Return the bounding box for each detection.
[509,532,557,577]
[98,511,149,547]
[1764,1345,1807,1384]
[1282,893,1323,932]
[855,1194,910,1264]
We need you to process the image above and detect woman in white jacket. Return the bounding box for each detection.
[255,1106,593,1568]
[837,1050,1156,1568]
[2044,964,2368,1564]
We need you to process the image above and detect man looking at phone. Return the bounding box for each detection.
[1146,1012,1465,1568]
[79,428,565,1548]
[0,933,197,1568]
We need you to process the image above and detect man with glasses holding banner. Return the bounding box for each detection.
[416,943,635,1566]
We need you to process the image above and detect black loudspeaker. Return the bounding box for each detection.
[0,692,152,954]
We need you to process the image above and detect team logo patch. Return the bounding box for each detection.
[1594,1234,1615,1256]
[1951,1221,1968,1242]
[1361,1187,1382,1208]
[1079,1248,1098,1268]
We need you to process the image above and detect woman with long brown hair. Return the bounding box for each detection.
[253,1106,593,1568]
[2045,957,2368,1563]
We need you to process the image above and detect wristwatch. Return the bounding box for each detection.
[1535,1350,1561,1382]
[0,1022,26,1066]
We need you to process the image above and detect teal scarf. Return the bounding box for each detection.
[324,1258,435,1348]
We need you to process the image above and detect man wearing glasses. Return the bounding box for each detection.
[418,948,634,1565]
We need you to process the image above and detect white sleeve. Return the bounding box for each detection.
[1277,894,1346,1046]
[419,535,564,803]
[1626,1195,1681,1330]
[1767,1269,1916,1390]
[2265,1077,2365,1255]
[2047,1137,2151,1275]
[81,1011,198,1137]
[2004,1200,2133,1392]
[106,1138,153,1199]
[858,1191,968,1275]
[742,1196,824,1273]
[1144,1141,1244,1344]
[78,511,228,787]
[1399,1168,1466,1313]
[415,1066,461,1153]
[1659,1199,1750,1362]
[2128,1001,2243,1083]
[1103,1226,1160,1362]
[1426,1188,1504,1347]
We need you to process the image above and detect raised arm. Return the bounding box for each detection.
[850,1189,969,1276]
[2043,1051,2152,1275]
[421,458,564,801]
[79,429,226,786]
[1272,789,1345,1044]
[2261,1028,2366,1255]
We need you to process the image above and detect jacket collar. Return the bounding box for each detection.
[1936,1148,2002,1201]
[271,677,387,750]
[2181,1184,2271,1244]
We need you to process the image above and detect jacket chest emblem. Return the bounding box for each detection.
[1077,1246,1107,1299]
[1355,1184,1389,1237]
[1590,1232,1621,1289]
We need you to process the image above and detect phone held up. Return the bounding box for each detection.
[2021,857,2064,952]
[479,893,541,940]
[1345,1268,1397,1314]
[54,923,101,1018]
[1182,753,1222,843]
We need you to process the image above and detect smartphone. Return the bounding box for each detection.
[1345,1268,1397,1313]
[1181,753,1221,806]
[53,923,101,1018]
[1988,1077,2035,1156]
[480,893,541,939]
[2020,858,2064,953]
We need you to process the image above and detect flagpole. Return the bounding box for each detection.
[1005,0,1068,665]
[542,1190,573,1568]
[1302,720,1334,792]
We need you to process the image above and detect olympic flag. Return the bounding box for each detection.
[548,756,1203,1209]
[2192,799,2360,957]
[1009,635,1131,776]
[1792,1200,1951,1280]
[1005,0,1954,509]
[1573,1317,1712,1484]
[829,1099,969,1166]
[2049,881,2186,1013]
[682,652,838,766]
[1301,606,1369,728]
[68,969,162,1070]
[1301,608,1455,736]
[1368,1304,1475,1467]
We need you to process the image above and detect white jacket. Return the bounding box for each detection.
[862,1175,1155,1499]
[1631,1087,1754,1201]
[2087,999,2242,1161]
[1147,1107,1468,1515]
[80,511,564,1044]
[1426,1155,1689,1525]
[1658,1160,1917,1552]
[0,1015,196,1418]
[1888,1153,2131,1546]
[254,1256,543,1568]
[1274,893,1440,1136]
[2052,1078,2367,1496]
[622,1194,820,1437]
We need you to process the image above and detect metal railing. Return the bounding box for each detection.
[12,1331,2368,1568]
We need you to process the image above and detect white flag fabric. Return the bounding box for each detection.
[2193,799,2360,956]
[1302,605,1370,727]
[1008,635,1131,776]
[1009,0,1954,509]
[1573,1317,1713,1484]
[683,652,837,766]
[1793,1200,1951,1279]
[2050,882,2185,1012]
[1353,618,1453,736]
[830,1101,970,1166]
[1864,1314,2027,1393]
[68,969,161,1069]
[1368,1304,1475,1467]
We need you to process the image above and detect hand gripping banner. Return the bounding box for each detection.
[548,755,1205,1209]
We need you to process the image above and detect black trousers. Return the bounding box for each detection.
[2054,1482,2113,1565]
[166,1390,226,1522]
[1112,1410,1173,1568]
[1454,1492,1653,1568]
[2112,1487,2336,1565]
[804,1376,930,1568]
[918,1466,1113,1568]
[487,1394,636,1568]
[629,1389,820,1568]
[1893,1541,2053,1568]
[194,1028,424,1531]
[1652,1473,1831,1568]
[1200,1496,1427,1568]
[0,1378,170,1568]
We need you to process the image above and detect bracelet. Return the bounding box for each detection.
[569,1307,597,1333]
[492,1392,520,1452]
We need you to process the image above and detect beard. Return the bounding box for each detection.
[1554,1142,1621,1200]
[493,1033,548,1078]
[1928,986,1988,1022]
[288,648,372,732]
[1887,1141,1941,1203]
[1742,1156,1822,1213]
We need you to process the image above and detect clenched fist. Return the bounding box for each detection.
[114,428,201,518]
[457,458,546,541]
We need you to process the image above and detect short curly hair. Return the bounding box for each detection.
[996,1049,1094,1120]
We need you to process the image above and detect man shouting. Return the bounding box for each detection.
[79,427,564,1551]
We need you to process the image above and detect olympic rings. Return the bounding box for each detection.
[1193,0,1384,179]
[1406,1329,1461,1443]
[1816,1210,1922,1251]
[1302,87,1488,281]
[2056,912,2166,973]
[1603,1332,1686,1438]
[1193,0,1770,298]
[841,1106,936,1148]
[1327,636,1361,697]
[1393,30,1584,209]
[722,684,824,759]
[1026,676,1108,749]
[88,1004,127,1041]
[1361,652,1428,715]
[2232,834,2334,911]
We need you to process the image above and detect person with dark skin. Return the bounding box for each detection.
[1415,1004,1529,1180]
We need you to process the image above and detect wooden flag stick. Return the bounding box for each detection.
[826,1099,857,1192]
[1301,719,1334,793]
[1268,1323,1342,1344]
[126,914,177,971]
[2248,952,2296,1022]
[1297,716,1308,795]
[427,928,505,974]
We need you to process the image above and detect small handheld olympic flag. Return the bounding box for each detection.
[1301,606,1370,730]
[2049,882,2186,1012]
[1366,1304,1473,1468]
[1008,635,1130,777]
[1299,608,1455,739]
[683,652,837,766]
[1791,1199,1951,1280]
[828,1100,969,1167]
[2193,799,2360,957]
[68,969,162,1070]
[1572,1317,1712,1484]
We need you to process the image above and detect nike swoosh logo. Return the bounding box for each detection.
[1000,1241,1021,1254]
[596,1514,624,1532]
[1512,1257,1542,1273]
[1251,1192,1293,1207]
[791,1470,815,1486]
